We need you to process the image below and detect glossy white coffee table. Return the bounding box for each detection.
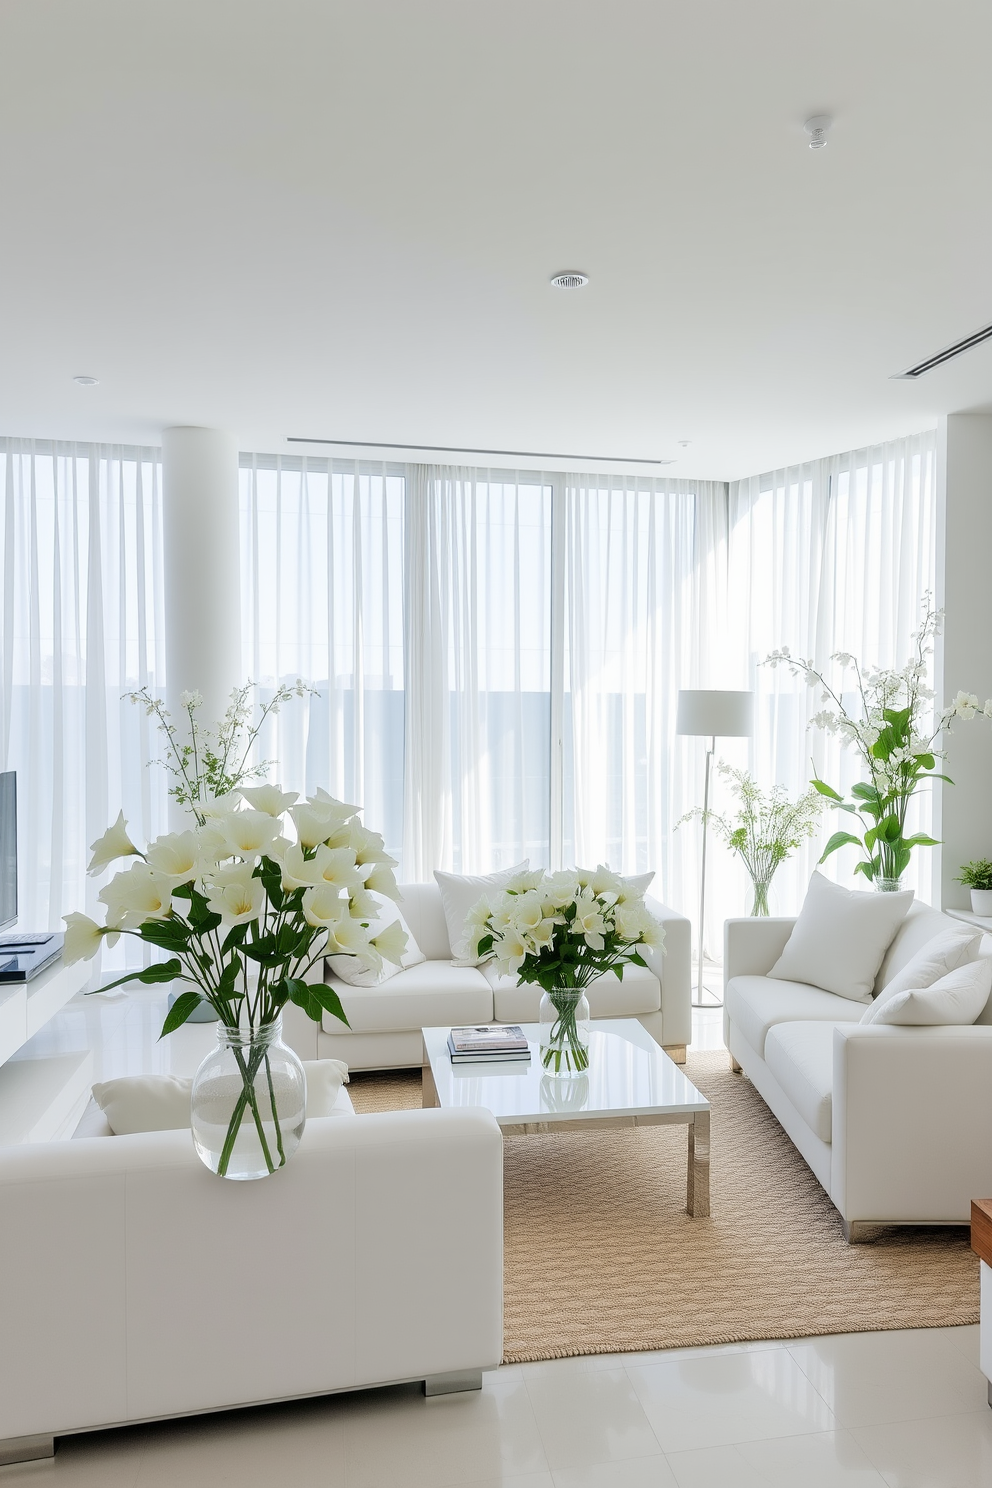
[422,1018,711,1217]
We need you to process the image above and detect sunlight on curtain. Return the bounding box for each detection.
[726,431,939,913]
[562,478,730,913]
[0,439,166,939]
[404,467,552,877]
[239,455,405,861]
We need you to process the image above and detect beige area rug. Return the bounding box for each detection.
[347,1051,979,1364]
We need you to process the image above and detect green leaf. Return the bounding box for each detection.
[902,833,940,848]
[853,859,875,879]
[877,813,902,844]
[287,977,351,1028]
[160,990,206,1037]
[811,778,844,801]
[86,957,185,997]
[818,830,863,862]
[915,753,935,771]
[137,918,190,952]
[850,782,882,805]
[222,921,250,954]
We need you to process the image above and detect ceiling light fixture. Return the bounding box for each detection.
[550,271,589,289]
[804,115,831,150]
[892,321,992,379]
[287,436,671,465]
[73,375,99,385]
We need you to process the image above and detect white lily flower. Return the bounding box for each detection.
[313,844,366,892]
[505,868,544,893]
[62,911,105,964]
[145,830,202,884]
[363,863,401,901]
[302,883,347,928]
[291,802,337,849]
[99,862,174,930]
[206,877,264,925]
[218,809,281,860]
[327,915,379,966]
[280,842,323,890]
[347,823,398,869]
[238,783,299,817]
[87,810,141,876]
[199,793,242,820]
[590,864,624,902]
[370,917,409,967]
[494,929,528,977]
[509,891,545,933]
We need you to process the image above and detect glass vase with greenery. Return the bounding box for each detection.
[681,767,822,916]
[767,601,990,889]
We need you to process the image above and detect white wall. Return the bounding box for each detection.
[933,412,992,909]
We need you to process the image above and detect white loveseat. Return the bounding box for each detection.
[0,1103,503,1465]
[283,881,692,1071]
[724,902,992,1240]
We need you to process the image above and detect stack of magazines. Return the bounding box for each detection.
[447,1025,531,1064]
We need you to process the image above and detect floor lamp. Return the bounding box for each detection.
[676,689,754,1009]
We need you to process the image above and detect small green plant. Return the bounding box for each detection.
[955,859,992,892]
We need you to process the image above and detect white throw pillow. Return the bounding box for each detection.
[434,862,529,965]
[92,1059,349,1134]
[872,927,981,1009]
[860,958,992,1026]
[620,871,655,897]
[327,897,426,987]
[769,871,914,1003]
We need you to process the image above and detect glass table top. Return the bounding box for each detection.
[423,1019,709,1126]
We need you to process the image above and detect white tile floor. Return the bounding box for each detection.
[1,999,988,1486]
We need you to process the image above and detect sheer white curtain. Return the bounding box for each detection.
[403,467,552,878]
[239,455,405,860]
[0,439,166,938]
[725,431,939,914]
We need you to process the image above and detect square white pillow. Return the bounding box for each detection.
[92,1058,349,1134]
[769,871,914,1003]
[434,862,529,965]
[860,958,992,1026]
[871,927,981,1009]
[327,897,426,987]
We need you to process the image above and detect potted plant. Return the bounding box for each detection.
[767,599,990,891]
[955,859,992,916]
[467,867,664,1074]
[680,767,822,915]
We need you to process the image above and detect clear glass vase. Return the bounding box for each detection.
[875,877,904,893]
[749,878,772,916]
[190,1017,306,1180]
[539,988,591,1075]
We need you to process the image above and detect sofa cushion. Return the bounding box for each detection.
[870,926,981,1010]
[323,959,492,1034]
[763,1021,842,1144]
[327,896,427,987]
[726,974,863,1058]
[482,961,661,1023]
[769,871,914,1003]
[434,863,529,964]
[860,957,992,1027]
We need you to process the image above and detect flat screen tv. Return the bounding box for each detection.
[0,772,16,930]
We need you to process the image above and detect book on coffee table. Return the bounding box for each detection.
[447,1025,531,1063]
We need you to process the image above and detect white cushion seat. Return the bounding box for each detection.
[726,974,863,1059]
[323,960,492,1034]
[763,1021,848,1143]
[482,961,662,1023]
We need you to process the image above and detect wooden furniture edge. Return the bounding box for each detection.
[970,1197,992,1266]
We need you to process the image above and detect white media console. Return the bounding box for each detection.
[0,959,93,1143]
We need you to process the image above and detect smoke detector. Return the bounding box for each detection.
[804,115,831,150]
[550,271,589,289]
[73,375,99,385]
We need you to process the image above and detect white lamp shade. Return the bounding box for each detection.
[676,689,754,738]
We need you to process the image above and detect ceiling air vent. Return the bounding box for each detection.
[550,271,589,289]
[893,322,992,379]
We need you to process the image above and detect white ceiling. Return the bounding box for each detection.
[2,0,992,480]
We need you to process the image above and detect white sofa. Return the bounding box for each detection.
[0,1102,503,1465]
[283,882,692,1071]
[724,901,992,1241]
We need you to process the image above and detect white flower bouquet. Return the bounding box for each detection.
[468,867,665,1072]
[65,787,404,1175]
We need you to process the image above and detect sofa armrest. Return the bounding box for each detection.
[832,1023,992,1224]
[723,917,796,988]
[643,895,691,1049]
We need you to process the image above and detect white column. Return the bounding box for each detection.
[162,427,241,728]
[933,413,992,910]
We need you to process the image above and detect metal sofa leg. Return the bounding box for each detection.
[0,1434,55,1466]
[843,1221,874,1244]
[988,1380,992,1410]
[424,1370,483,1396]
[730,1055,742,1073]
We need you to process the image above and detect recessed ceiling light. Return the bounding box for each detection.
[804,115,831,150]
[678,440,692,448]
[550,272,589,289]
[73,375,99,385]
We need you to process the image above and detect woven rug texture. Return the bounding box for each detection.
[346,1050,979,1364]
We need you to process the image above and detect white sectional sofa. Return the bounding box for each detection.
[283,881,692,1071]
[724,902,992,1241]
[0,1102,503,1465]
